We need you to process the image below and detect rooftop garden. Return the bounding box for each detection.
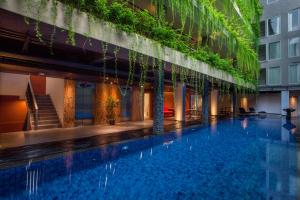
[13,0,261,92]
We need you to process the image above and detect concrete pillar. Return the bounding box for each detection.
[232,85,237,117]
[202,79,209,124]
[210,89,218,116]
[175,83,186,122]
[153,67,164,134]
[63,79,75,128]
[131,86,144,121]
[281,90,289,115]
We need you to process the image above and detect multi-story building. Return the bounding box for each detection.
[257,0,300,116]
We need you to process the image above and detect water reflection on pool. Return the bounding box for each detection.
[0,116,299,200]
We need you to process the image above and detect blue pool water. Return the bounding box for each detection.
[0,117,299,200]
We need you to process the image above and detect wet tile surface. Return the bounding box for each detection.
[0,120,202,168]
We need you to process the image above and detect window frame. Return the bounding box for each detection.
[288,64,300,85]
[268,41,281,61]
[288,37,300,58]
[267,16,281,36]
[259,68,267,86]
[288,8,300,32]
[260,20,266,37]
[267,66,281,86]
[259,44,267,62]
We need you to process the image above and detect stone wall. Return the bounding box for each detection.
[153,69,164,134]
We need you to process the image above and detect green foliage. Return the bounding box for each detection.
[108,2,137,32]
[105,96,118,122]
[23,0,261,87]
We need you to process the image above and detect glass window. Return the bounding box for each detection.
[289,64,300,84]
[269,41,281,60]
[268,16,280,36]
[259,44,266,61]
[259,68,266,85]
[268,66,281,85]
[289,37,300,57]
[288,8,300,32]
[260,21,266,37]
[75,82,95,120]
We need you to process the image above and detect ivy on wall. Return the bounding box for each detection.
[1,0,261,91]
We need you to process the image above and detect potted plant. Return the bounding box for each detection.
[106,96,118,125]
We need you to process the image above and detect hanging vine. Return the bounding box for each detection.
[35,0,47,44]
[64,4,76,46]
[171,64,177,101]
[139,54,149,89]
[49,0,58,55]
[101,42,108,82]
[16,0,261,89]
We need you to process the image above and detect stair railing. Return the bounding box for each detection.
[25,78,39,129]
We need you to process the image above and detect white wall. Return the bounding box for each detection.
[46,77,64,124]
[0,72,29,99]
[255,93,281,114]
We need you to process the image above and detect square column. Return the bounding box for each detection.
[175,83,186,122]
[281,90,289,115]
[202,79,209,124]
[153,67,164,134]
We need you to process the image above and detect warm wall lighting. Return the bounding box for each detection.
[210,90,218,116]
[290,96,297,106]
[240,97,248,110]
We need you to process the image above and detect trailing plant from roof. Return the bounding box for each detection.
[101,42,108,82]
[64,4,75,46]
[128,50,137,86]
[113,45,121,87]
[83,13,94,49]
[24,0,34,25]
[171,64,177,101]
[21,0,261,88]
[35,0,47,44]
[49,0,58,54]
[139,54,149,89]
[138,54,149,101]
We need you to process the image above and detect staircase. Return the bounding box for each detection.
[31,95,60,130]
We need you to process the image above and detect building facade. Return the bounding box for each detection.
[258,0,300,116]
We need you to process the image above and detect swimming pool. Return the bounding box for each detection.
[0,117,299,199]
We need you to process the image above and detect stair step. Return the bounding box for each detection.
[39,110,57,114]
[38,119,59,125]
[37,124,59,130]
[29,95,61,130]
[37,102,52,105]
[38,107,55,110]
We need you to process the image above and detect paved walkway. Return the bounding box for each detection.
[0,120,177,149]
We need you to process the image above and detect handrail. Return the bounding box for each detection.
[28,78,38,111]
[26,77,39,129]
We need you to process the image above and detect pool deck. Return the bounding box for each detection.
[0,119,202,168]
[0,120,176,149]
